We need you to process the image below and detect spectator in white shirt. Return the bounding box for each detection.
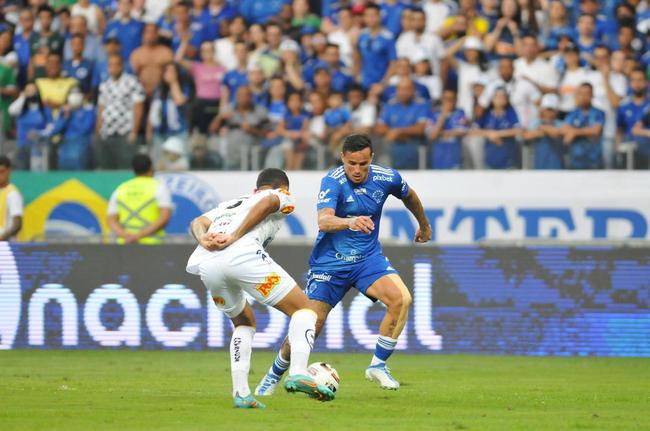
[423,0,454,34]
[396,9,445,76]
[215,16,246,71]
[558,44,590,115]
[588,46,627,168]
[514,34,559,94]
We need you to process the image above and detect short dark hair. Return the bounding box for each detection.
[348,83,366,96]
[256,168,289,189]
[132,154,152,175]
[579,82,594,92]
[342,134,373,154]
[365,3,380,13]
[38,5,55,17]
[0,154,11,168]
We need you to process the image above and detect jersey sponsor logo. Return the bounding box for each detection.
[278,188,291,196]
[335,252,366,263]
[256,273,281,297]
[354,187,367,195]
[310,272,332,282]
[372,174,394,182]
[317,189,331,204]
[281,205,295,214]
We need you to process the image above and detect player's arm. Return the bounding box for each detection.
[190,215,221,251]
[0,216,22,241]
[401,187,432,243]
[318,208,375,234]
[213,194,283,250]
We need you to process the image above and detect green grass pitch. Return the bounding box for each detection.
[1,350,649,431]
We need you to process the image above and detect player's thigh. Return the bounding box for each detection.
[365,273,412,309]
[231,251,298,309]
[199,260,248,319]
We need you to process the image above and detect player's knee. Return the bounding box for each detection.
[402,289,413,309]
[384,288,412,313]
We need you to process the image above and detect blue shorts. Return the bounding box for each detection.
[306,254,399,307]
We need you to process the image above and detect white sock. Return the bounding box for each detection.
[287,309,317,376]
[230,325,255,397]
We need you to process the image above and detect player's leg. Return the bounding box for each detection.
[256,298,332,396]
[364,273,412,390]
[272,288,334,401]
[199,259,265,409]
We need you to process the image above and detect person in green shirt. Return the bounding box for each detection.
[29,5,64,56]
[0,63,17,133]
[291,0,321,34]
[49,0,78,10]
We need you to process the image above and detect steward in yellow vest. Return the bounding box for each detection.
[107,154,172,244]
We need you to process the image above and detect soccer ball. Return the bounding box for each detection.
[307,362,340,394]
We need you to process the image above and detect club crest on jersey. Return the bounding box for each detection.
[256,273,281,297]
[372,190,385,204]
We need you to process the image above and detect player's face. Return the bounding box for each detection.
[341,147,373,184]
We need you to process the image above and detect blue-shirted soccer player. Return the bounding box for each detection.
[255,134,432,394]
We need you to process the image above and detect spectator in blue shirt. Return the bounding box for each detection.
[304,44,353,93]
[524,93,565,169]
[44,87,96,170]
[64,15,104,63]
[14,9,35,86]
[203,0,237,41]
[8,83,52,170]
[147,63,190,163]
[542,1,573,51]
[426,89,469,169]
[223,41,250,103]
[562,82,605,169]
[575,14,598,64]
[190,0,210,46]
[239,0,290,25]
[474,87,522,169]
[159,1,203,58]
[631,106,650,169]
[279,91,310,170]
[324,91,352,152]
[380,0,407,37]
[381,58,431,103]
[375,78,429,169]
[63,34,94,94]
[262,77,288,168]
[354,3,397,90]
[103,0,144,61]
[617,68,650,145]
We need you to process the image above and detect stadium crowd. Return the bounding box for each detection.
[0,0,649,170]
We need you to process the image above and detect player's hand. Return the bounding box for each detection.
[212,233,237,250]
[123,233,140,244]
[199,232,220,251]
[348,216,375,234]
[415,224,432,243]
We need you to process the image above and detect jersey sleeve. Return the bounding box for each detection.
[390,170,409,199]
[156,183,173,209]
[106,190,119,216]
[316,175,340,211]
[269,188,295,215]
[6,190,23,218]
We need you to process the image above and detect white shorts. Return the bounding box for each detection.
[197,242,297,318]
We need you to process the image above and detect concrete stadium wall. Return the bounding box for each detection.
[1,243,648,356]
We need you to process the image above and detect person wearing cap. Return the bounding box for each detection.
[156,135,189,172]
[107,154,172,245]
[444,35,487,118]
[524,93,564,169]
[396,9,445,77]
[426,88,469,169]
[354,3,397,90]
[278,38,306,91]
[561,82,605,169]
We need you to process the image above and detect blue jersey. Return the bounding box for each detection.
[428,108,469,169]
[528,119,564,169]
[380,2,407,37]
[617,98,650,141]
[223,69,248,102]
[239,0,290,24]
[202,4,237,41]
[357,29,396,89]
[284,111,309,131]
[477,107,521,169]
[63,59,94,94]
[324,106,351,128]
[382,82,430,103]
[310,164,409,270]
[565,106,605,169]
[103,18,144,61]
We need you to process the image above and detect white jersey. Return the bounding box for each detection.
[186,188,294,275]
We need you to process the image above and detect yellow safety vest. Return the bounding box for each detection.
[115,176,165,245]
[0,183,18,235]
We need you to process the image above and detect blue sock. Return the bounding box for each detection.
[371,336,398,366]
[270,352,289,377]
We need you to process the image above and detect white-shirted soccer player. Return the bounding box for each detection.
[186,168,335,408]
